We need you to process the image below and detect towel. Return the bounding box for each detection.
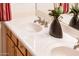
[0,3,11,21]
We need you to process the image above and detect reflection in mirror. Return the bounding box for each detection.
[69,3,79,30]
[58,3,79,31]
[36,3,79,32]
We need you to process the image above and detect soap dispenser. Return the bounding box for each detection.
[48,7,63,38]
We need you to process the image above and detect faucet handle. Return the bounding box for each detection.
[34,16,41,23]
[37,16,42,23]
[38,16,41,20]
[42,18,48,27]
[41,19,45,25]
[45,21,48,27]
[34,16,48,27]
[73,38,79,49]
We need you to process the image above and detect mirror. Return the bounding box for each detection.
[36,3,79,30]
[36,3,79,38]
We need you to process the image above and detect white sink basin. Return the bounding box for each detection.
[33,27,78,56]
[26,23,43,32]
[51,46,79,56]
[11,16,43,33]
[48,32,78,56]
[23,17,78,56]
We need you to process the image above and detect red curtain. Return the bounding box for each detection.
[60,3,69,13]
[0,3,11,21]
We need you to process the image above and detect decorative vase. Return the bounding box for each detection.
[69,14,79,30]
[49,16,63,38]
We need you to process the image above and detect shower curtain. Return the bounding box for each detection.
[0,3,11,21]
[54,3,69,13]
[60,3,69,13]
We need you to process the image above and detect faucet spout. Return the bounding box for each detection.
[74,45,79,49]
[34,16,48,27]
[74,39,79,49]
[34,16,41,23]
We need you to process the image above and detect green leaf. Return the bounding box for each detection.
[49,7,63,17]
[69,6,79,14]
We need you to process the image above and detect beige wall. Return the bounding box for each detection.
[36,3,54,23]
[11,3,35,19]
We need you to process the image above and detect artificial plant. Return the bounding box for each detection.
[48,7,63,38]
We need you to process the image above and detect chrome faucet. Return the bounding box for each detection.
[34,16,48,27]
[34,16,41,23]
[74,38,79,49]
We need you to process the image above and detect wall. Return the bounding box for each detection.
[36,3,54,23]
[11,3,35,19]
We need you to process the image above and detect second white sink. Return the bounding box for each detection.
[51,46,79,56]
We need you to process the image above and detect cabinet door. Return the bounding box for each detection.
[6,35,15,56]
[5,25,12,37]
[15,47,23,56]
[27,51,32,56]
[11,34,18,46]
[18,41,27,56]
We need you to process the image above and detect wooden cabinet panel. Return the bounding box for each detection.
[4,24,32,56]
[5,25,12,37]
[6,35,15,56]
[15,47,23,56]
[27,51,32,56]
[11,34,18,46]
[18,41,27,56]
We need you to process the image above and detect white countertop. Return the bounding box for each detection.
[4,16,77,56]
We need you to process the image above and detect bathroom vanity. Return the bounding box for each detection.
[4,23,32,56]
[2,3,79,56]
[2,16,78,56]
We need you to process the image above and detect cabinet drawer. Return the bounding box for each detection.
[11,34,18,46]
[18,41,27,56]
[15,47,23,56]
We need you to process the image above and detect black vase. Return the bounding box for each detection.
[69,14,79,30]
[49,16,63,38]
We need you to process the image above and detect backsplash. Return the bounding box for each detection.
[11,3,35,19]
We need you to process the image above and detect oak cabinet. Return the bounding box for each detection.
[18,41,27,56]
[4,24,32,56]
[11,34,18,46]
[6,35,15,56]
[15,47,23,56]
[27,51,32,56]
